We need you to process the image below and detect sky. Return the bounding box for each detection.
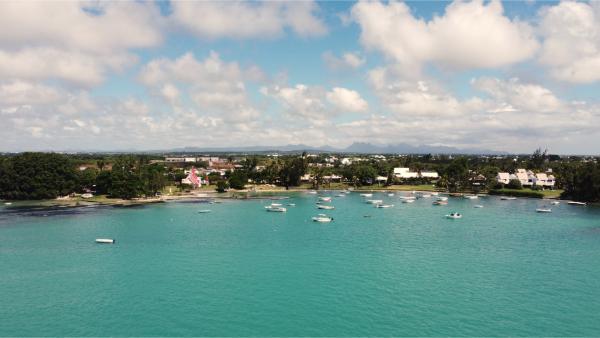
[0,0,599,154]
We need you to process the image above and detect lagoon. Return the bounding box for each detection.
[1,192,600,336]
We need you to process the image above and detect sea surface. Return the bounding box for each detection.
[1,192,600,336]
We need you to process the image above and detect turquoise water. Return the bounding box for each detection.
[1,192,600,336]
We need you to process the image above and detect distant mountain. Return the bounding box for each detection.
[161,142,507,155]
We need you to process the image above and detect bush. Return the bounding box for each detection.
[489,189,544,199]
[506,179,523,190]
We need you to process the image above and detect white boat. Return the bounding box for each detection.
[265,206,287,212]
[550,201,560,205]
[366,199,383,204]
[431,192,439,196]
[343,190,351,194]
[4,202,12,205]
[536,208,552,213]
[420,194,432,198]
[464,195,478,200]
[400,196,416,200]
[81,193,93,199]
[307,191,318,195]
[270,203,283,207]
[433,200,448,206]
[402,199,415,204]
[568,201,587,206]
[375,204,394,208]
[287,203,296,206]
[312,216,333,223]
[335,194,345,197]
[474,205,484,208]
[359,193,373,197]
[198,210,211,213]
[317,205,335,210]
[500,196,517,200]
[436,196,448,201]
[318,197,332,202]
[387,193,395,197]
[95,238,115,244]
[446,213,462,219]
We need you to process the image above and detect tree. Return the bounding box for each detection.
[0,153,78,200]
[77,168,98,192]
[507,179,523,190]
[279,157,306,189]
[561,162,600,202]
[109,157,143,199]
[216,180,229,193]
[443,158,469,192]
[529,148,548,170]
[228,170,248,190]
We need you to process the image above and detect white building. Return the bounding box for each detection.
[420,171,439,179]
[394,167,418,179]
[496,172,510,185]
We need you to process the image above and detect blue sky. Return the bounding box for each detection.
[0,1,599,154]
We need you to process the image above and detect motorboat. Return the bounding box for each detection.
[420,194,432,198]
[446,213,462,219]
[359,193,373,197]
[198,210,211,213]
[399,196,416,200]
[4,202,12,205]
[265,206,287,212]
[550,201,560,205]
[270,203,283,207]
[536,208,552,213]
[95,238,115,244]
[436,196,448,201]
[375,204,394,208]
[312,216,333,222]
[431,192,439,196]
[500,196,517,200]
[307,191,318,194]
[387,193,395,197]
[433,200,448,205]
[464,195,478,200]
[567,201,587,206]
[366,199,383,204]
[318,197,332,202]
[474,205,484,208]
[402,199,415,204]
[287,203,296,206]
[317,205,335,210]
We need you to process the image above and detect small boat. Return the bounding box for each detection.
[343,191,351,194]
[95,238,115,244]
[420,194,432,198]
[375,204,394,208]
[4,202,12,205]
[446,213,462,219]
[402,199,415,204]
[387,193,395,197]
[366,199,383,204]
[464,195,478,200]
[318,197,332,202]
[474,205,484,208]
[287,203,296,206]
[307,191,318,194]
[198,210,211,213]
[317,213,327,217]
[500,196,517,200]
[536,208,552,213]
[550,201,560,205]
[265,206,287,212]
[436,196,448,201]
[270,203,283,207]
[431,192,439,196]
[433,200,448,205]
[335,194,345,197]
[359,193,373,197]
[568,201,587,206]
[318,205,335,210]
[399,196,416,200]
[312,216,333,223]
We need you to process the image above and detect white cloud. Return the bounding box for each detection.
[139,51,261,121]
[326,87,368,112]
[351,0,538,74]
[323,51,366,70]
[538,1,600,83]
[0,81,63,106]
[171,1,327,39]
[0,1,162,86]
[472,77,563,113]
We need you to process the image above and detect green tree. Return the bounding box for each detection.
[507,179,523,190]
[109,157,143,199]
[228,170,248,190]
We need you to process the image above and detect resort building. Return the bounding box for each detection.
[394,167,419,179]
[496,172,510,184]
[496,169,556,188]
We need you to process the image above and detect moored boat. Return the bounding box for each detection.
[568,201,587,206]
[317,205,335,210]
[359,193,373,197]
[95,238,115,244]
[265,206,287,212]
[198,210,211,213]
[501,196,517,200]
[445,213,462,219]
[536,208,552,213]
[375,204,394,208]
[312,216,333,222]
[366,199,383,204]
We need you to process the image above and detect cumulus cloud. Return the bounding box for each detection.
[0,1,162,86]
[139,51,263,122]
[323,51,366,70]
[538,1,600,83]
[171,1,327,39]
[351,0,538,74]
[326,87,368,112]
